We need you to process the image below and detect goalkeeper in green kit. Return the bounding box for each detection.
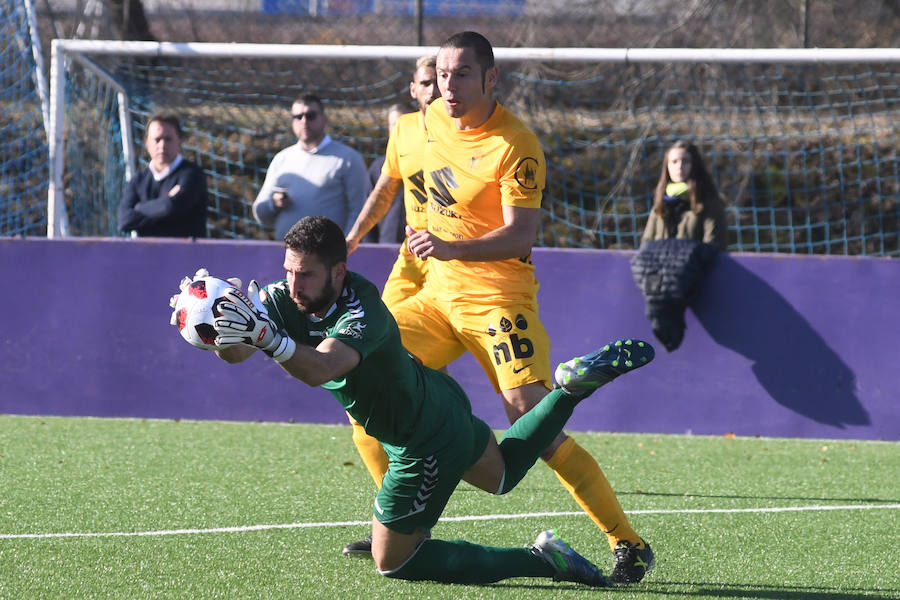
[171,215,654,587]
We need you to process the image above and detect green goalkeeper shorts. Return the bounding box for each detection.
[374,409,492,535]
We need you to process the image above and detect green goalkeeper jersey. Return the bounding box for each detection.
[260,271,471,456]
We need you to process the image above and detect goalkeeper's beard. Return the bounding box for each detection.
[292,270,338,316]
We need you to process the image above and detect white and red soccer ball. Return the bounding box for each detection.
[172,276,235,350]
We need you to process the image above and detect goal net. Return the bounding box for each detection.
[49,41,900,255]
[0,0,49,237]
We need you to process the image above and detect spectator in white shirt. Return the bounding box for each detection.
[253,94,371,240]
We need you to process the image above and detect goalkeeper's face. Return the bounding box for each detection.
[283,249,344,317]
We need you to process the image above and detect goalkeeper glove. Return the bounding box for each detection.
[213,280,296,363]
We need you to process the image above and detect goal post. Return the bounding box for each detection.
[48,41,137,238]
[48,40,900,255]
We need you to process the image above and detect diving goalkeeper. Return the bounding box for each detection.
[169,215,654,586]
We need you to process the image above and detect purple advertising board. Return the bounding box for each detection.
[0,237,896,440]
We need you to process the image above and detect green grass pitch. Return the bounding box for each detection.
[0,415,897,599]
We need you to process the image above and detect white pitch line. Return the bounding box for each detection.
[2,503,898,540]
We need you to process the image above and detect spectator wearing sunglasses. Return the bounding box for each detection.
[253,93,371,240]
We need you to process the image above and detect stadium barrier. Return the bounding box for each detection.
[0,238,895,441]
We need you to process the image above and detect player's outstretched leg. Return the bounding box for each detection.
[495,338,655,496]
[555,339,654,399]
[530,530,612,587]
[381,530,610,586]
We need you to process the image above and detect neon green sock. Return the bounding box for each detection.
[497,388,578,494]
[382,538,553,583]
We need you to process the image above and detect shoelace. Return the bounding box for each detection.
[613,541,635,561]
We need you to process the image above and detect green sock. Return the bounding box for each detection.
[382,538,553,583]
[497,388,578,494]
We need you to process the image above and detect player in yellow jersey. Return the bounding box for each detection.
[341,57,442,552]
[347,55,439,308]
[398,31,655,584]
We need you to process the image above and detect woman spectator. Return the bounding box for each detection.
[642,140,727,251]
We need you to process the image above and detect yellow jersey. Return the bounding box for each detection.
[382,111,429,232]
[423,99,546,301]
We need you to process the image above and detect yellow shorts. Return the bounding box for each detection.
[392,287,551,393]
[381,245,429,312]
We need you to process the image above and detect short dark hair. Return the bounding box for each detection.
[146,113,183,139]
[283,216,347,267]
[440,31,495,81]
[293,93,325,113]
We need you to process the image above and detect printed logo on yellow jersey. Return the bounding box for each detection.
[426,166,462,227]
[427,157,539,210]
[407,169,428,211]
[428,166,458,208]
[515,157,539,189]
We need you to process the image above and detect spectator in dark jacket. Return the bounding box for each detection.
[366,103,413,244]
[118,113,208,238]
[641,140,727,251]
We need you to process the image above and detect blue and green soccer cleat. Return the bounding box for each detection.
[554,339,654,395]
[530,530,612,587]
